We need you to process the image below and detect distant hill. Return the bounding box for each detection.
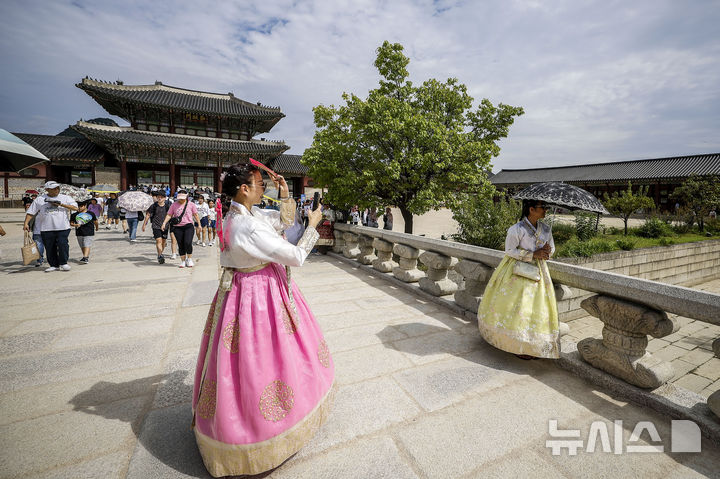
[58,118,118,137]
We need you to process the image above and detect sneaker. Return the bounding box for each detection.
[44,266,57,272]
[80,257,89,264]
[171,253,177,259]
[158,255,165,264]
[202,242,206,247]
[59,264,71,271]
[178,260,186,268]
[130,239,137,242]
[208,241,214,246]
[105,226,111,230]
[186,258,194,267]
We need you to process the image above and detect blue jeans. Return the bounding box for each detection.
[33,233,45,263]
[40,229,70,267]
[127,218,138,240]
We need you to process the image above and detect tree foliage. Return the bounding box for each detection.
[603,182,655,235]
[303,41,524,233]
[670,174,720,231]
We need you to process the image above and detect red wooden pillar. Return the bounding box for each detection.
[169,164,177,194]
[3,173,8,198]
[120,160,128,191]
[215,166,222,193]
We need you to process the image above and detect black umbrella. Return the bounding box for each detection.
[513,182,609,215]
[0,129,50,172]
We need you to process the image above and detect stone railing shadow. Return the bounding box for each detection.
[330,223,720,443]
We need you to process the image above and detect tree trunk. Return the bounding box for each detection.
[623,216,629,236]
[399,206,414,234]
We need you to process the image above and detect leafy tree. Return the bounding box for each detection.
[603,182,655,235]
[303,41,524,233]
[451,192,521,250]
[670,175,720,231]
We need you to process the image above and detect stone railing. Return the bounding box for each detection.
[331,223,720,423]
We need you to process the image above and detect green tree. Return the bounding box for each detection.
[603,182,655,235]
[670,175,720,231]
[303,41,524,233]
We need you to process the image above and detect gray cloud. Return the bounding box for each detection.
[1,0,718,171]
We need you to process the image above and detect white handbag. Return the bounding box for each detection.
[513,260,541,282]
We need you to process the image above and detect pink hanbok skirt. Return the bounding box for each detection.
[192,263,335,477]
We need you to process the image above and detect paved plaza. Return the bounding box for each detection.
[1,209,719,478]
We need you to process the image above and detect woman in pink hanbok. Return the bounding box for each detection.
[192,163,334,477]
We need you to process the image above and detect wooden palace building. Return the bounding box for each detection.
[69,77,297,193]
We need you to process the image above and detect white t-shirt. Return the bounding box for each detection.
[207,207,217,221]
[27,194,78,232]
[197,202,210,218]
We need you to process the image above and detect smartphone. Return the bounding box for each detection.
[312,192,320,211]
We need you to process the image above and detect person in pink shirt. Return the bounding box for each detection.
[161,190,201,268]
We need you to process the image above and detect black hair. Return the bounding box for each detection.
[220,162,259,214]
[521,199,538,220]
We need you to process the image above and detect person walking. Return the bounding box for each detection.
[382,207,393,230]
[23,181,78,272]
[196,195,210,246]
[87,198,103,224]
[70,200,98,264]
[143,191,171,264]
[125,209,139,242]
[349,205,361,225]
[191,163,333,477]
[477,200,559,359]
[207,199,217,246]
[106,193,120,230]
[161,190,200,268]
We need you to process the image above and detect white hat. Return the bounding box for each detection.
[44,181,60,189]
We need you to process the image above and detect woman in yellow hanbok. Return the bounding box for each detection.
[477,200,559,359]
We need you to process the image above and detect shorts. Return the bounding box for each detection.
[200,217,209,228]
[108,211,120,219]
[120,214,126,220]
[77,235,94,248]
[152,228,168,239]
[193,221,198,227]
[210,220,216,229]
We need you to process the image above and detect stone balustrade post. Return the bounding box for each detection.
[577,294,675,388]
[358,234,377,265]
[332,230,345,254]
[342,232,360,259]
[453,259,492,312]
[708,339,720,418]
[392,244,424,283]
[372,238,398,273]
[418,251,459,296]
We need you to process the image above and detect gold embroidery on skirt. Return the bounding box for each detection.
[317,339,331,368]
[280,306,297,334]
[197,379,217,419]
[203,302,216,336]
[259,380,294,422]
[222,316,240,353]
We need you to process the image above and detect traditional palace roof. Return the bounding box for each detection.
[268,154,308,175]
[76,77,285,132]
[491,153,720,186]
[12,133,105,163]
[71,121,289,156]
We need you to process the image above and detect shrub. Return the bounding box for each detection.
[574,211,598,241]
[550,222,575,244]
[556,238,615,258]
[658,237,675,246]
[636,217,673,238]
[671,223,691,234]
[452,196,521,250]
[606,226,622,235]
[616,238,636,250]
[706,218,720,235]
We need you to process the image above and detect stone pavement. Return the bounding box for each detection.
[1,209,719,478]
[564,279,720,398]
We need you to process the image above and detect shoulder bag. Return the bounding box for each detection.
[169,201,189,226]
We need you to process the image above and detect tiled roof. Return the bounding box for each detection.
[76,78,284,130]
[268,154,308,175]
[71,121,289,155]
[491,153,720,185]
[12,133,105,162]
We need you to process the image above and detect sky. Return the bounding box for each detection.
[2,0,719,172]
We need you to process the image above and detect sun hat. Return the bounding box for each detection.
[44,181,60,189]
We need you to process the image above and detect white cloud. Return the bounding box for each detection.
[1,0,719,171]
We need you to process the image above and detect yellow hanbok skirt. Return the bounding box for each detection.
[477,255,560,358]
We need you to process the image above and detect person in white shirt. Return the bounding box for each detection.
[207,199,217,246]
[23,181,78,272]
[195,195,211,246]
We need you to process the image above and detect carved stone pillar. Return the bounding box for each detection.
[372,238,397,273]
[577,295,675,389]
[332,230,345,254]
[708,339,720,418]
[358,235,377,265]
[418,251,458,296]
[453,259,492,312]
[342,232,360,259]
[392,244,424,283]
